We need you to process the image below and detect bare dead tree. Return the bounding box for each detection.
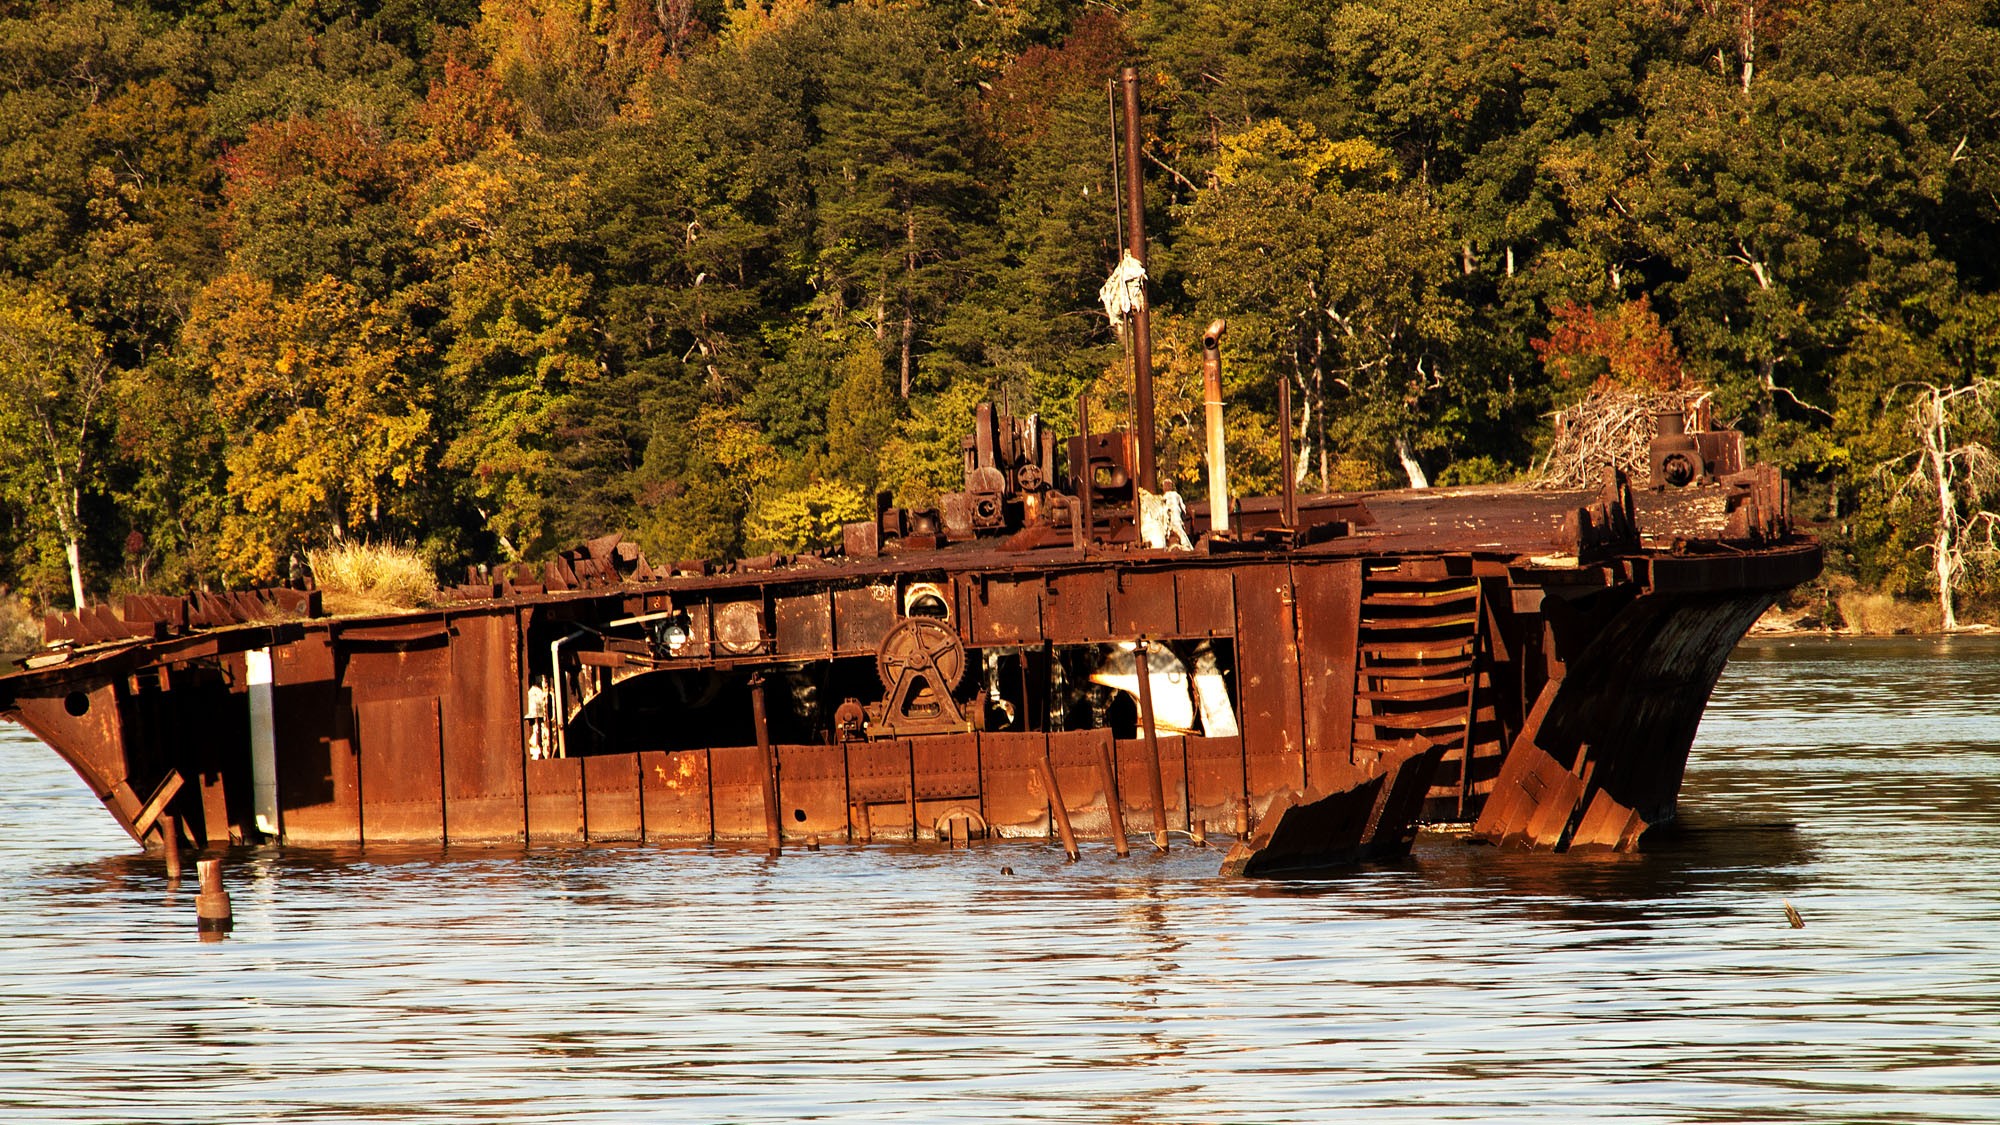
[1880,380,2000,631]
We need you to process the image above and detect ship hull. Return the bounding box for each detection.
[1,540,1820,863]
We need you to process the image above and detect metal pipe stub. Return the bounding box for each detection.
[1201,319,1230,536]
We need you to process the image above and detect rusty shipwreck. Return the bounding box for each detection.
[0,385,1817,876]
[0,71,1819,877]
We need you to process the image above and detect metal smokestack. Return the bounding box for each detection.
[1201,319,1230,535]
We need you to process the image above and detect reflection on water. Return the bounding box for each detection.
[4,636,2000,1123]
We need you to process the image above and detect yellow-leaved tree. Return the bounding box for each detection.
[189,273,433,580]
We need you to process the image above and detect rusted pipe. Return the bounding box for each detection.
[1133,639,1170,852]
[1278,372,1298,529]
[549,628,588,759]
[1202,319,1229,535]
[1037,749,1079,861]
[1121,65,1157,492]
[1075,393,1094,548]
[750,674,781,857]
[1097,735,1129,857]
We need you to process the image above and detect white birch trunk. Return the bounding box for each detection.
[65,538,84,610]
[1928,391,1960,630]
[1396,435,1430,490]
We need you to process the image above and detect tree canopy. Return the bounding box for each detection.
[0,0,1997,621]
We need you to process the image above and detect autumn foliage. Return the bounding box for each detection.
[0,0,1995,622]
[1533,297,1687,397]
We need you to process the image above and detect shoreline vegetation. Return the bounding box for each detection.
[2,1,1998,635]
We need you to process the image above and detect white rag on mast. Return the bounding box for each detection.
[1098,251,1148,332]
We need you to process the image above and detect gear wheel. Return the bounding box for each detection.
[875,617,966,693]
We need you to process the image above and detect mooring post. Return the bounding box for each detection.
[750,674,781,857]
[1133,639,1169,852]
[1097,734,1130,857]
[195,857,231,941]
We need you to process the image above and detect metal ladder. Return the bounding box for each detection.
[1352,566,1506,821]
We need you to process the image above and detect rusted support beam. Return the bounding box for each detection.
[750,674,781,857]
[1076,394,1094,546]
[196,858,231,941]
[1457,585,1485,821]
[1036,750,1079,861]
[160,814,181,882]
[1097,735,1129,857]
[1471,676,1587,848]
[130,770,184,843]
[1133,639,1170,851]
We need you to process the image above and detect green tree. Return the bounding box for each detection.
[810,7,988,398]
[1178,121,1472,488]
[414,142,599,561]
[0,282,109,607]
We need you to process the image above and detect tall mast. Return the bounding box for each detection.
[1120,65,1157,492]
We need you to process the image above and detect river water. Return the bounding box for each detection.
[2,636,1997,1123]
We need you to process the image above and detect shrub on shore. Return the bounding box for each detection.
[0,589,39,659]
[1834,590,1944,635]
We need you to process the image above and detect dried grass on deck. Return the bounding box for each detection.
[1535,388,1709,489]
[307,542,437,615]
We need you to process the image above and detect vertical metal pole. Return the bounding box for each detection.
[245,647,279,839]
[1076,394,1095,548]
[1279,373,1299,529]
[1133,639,1169,852]
[750,675,781,857]
[1121,65,1157,492]
[1107,79,1124,256]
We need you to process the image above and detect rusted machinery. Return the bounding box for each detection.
[1,396,1818,875]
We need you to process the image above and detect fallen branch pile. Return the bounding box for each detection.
[1536,388,1710,489]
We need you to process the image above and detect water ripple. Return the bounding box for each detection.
[2,637,1999,1122]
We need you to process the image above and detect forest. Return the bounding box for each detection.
[2,0,1999,629]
